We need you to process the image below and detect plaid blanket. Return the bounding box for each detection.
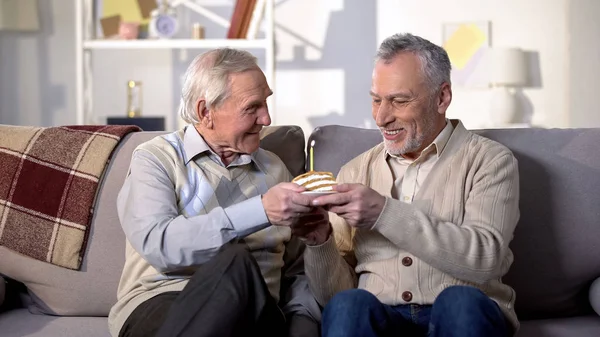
[0,124,141,270]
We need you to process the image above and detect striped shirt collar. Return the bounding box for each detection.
[182,125,260,170]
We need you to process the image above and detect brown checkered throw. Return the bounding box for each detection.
[0,124,141,270]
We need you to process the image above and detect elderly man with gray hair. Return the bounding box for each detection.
[108,48,323,337]
[297,33,520,337]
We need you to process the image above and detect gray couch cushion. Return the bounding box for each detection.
[477,128,600,319]
[306,125,382,175]
[307,125,600,320]
[260,125,306,177]
[517,316,600,337]
[0,125,305,316]
[0,308,110,337]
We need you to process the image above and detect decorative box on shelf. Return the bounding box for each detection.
[106,117,165,131]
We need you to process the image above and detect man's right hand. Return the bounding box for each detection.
[262,183,314,227]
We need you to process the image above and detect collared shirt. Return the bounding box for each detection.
[110,126,320,336]
[386,120,454,203]
[117,126,291,272]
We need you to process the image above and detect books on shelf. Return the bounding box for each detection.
[246,0,266,39]
[227,0,265,39]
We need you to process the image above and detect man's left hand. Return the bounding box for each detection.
[291,208,331,246]
[311,183,386,229]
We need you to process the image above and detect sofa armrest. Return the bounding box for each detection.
[0,276,5,306]
[591,277,600,316]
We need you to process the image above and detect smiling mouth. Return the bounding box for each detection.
[383,128,404,135]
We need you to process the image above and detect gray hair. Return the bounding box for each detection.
[376,33,451,92]
[178,48,259,124]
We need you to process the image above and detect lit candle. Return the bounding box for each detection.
[310,140,315,172]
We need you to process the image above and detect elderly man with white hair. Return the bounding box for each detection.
[108,48,323,337]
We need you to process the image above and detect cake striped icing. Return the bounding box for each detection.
[292,171,337,192]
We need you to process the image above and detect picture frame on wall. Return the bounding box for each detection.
[442,21,491,88]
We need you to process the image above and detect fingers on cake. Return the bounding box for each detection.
[292,171,337,192]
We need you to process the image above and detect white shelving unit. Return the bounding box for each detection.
[75,0,275,126]
[83,38,270,50]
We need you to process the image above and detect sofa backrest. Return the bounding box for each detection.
[308,125,600,320]
[0,125,305,316]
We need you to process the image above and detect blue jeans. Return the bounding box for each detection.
[322,286,509,337]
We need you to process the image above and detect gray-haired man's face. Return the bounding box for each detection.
[370,53,447,160]
[209,69,273,155]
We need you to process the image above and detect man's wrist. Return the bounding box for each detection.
[304,223,332,246]
[225,196,270,237]
[370,196,389,230]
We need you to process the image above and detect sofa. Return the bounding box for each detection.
[0,124,599,336]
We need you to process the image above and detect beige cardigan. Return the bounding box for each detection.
[305,120,520,332]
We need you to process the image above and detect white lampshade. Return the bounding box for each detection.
[490,48,527,87]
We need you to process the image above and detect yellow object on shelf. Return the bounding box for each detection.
[103,0,155,26]
[127,81,142,118]
[192,23,205,39]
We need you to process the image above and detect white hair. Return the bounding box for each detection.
[376,33,452,92]
[178,48,259,124]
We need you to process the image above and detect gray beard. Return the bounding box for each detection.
[383,132,425,156]
[382,108,438,156]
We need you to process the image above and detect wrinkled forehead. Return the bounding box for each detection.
[372,54,427,93]
[228,69,271,97]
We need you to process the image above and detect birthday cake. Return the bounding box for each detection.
[292,171,337,192]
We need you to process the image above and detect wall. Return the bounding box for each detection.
[0,0,377,135]
[567,0,600,128]
[0,0,75,126]
[270,0,377,135]
[377,0,570,129]
[270,0,575,132]
[0,0,595,136]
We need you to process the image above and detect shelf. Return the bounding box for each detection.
[83,39,269,50]
[76,0,276,126]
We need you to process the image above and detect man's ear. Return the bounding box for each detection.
[437,82,452,115]
[196,99,213,129]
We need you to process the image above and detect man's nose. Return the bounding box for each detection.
[258,107,271,126]
[375,101,394,127]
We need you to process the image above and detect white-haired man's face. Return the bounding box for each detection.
[207,68,273,155]
[370,53,450,160]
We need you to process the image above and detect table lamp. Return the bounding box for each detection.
[489,48,528,126]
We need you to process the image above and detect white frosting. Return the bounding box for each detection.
[312,185,333,192]
[305,180,336,189]
[293,173,336,191]
[293,174,334,186]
